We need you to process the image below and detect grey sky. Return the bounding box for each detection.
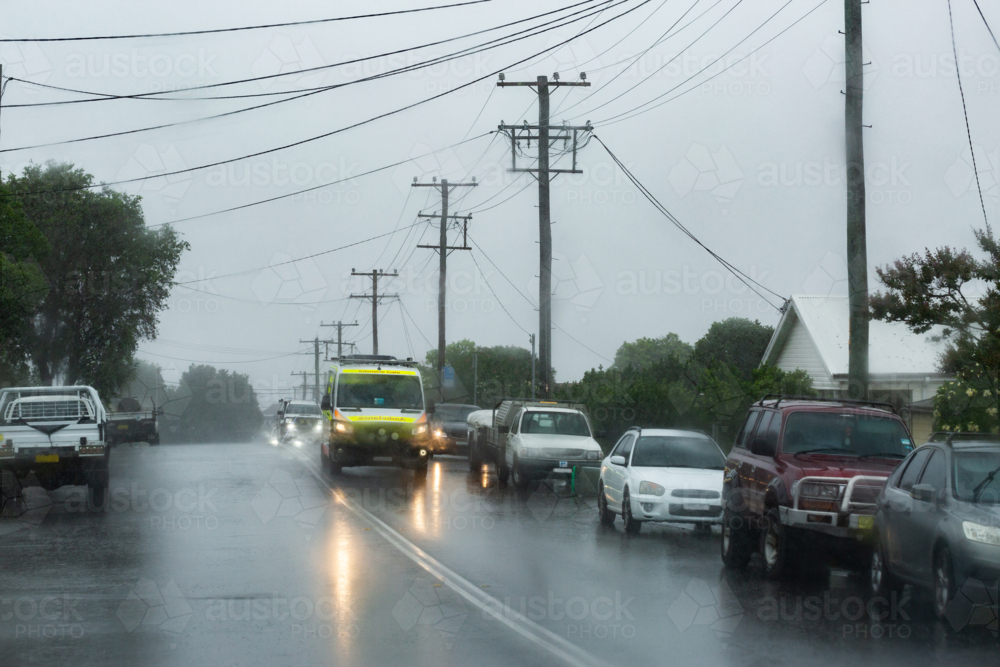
[2,0,997,400]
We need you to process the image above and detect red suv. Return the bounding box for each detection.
[721,395,914,578]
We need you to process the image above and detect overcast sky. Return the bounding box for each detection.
[3,0,998,402]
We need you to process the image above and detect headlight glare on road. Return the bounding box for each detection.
[800,482,843,500]
[638,481,666,496]
[963,521,1000,545]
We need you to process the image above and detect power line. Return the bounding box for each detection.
[973,0,1000,55]
[594,135,783,309]
[0,1,495,42]
[1,0,650,198]
[949,0,990,230]
[468,250,530,334]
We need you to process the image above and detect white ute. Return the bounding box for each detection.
[0,386,110,508]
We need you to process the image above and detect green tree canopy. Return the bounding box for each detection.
[692,318,774,381]
[611,333,693,371]
[422,340,542,407]
[7,162,188,397]
[161,365,263,443]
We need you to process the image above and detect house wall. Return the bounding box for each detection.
[773,319,835,390]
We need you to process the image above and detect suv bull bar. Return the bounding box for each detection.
[780,475,889,535]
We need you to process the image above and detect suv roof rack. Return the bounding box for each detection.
[928,431,1000,447]
[757,394,896,414]
[491,397,583,410]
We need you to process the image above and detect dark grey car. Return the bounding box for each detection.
[870,434,1000,624]
[429,403,480,455]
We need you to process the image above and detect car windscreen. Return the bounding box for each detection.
[520,411,591,436]
[631,436,726,469]
[434,406,478,422]
[781,412,912,457]
[337,374,423,410]
[953,450,1000,504]
[286,403,321,416]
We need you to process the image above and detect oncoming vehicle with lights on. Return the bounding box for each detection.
[320,355,430,477]
[271,399,325,448]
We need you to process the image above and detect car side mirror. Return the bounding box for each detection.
[911,483,935,503]
[320,395,331,411]
[610,455,626,466]
[749,437,775,458]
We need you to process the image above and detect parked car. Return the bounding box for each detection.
[429,403,480,455]
[721,395,913,579]
[0,386,110,507]
[106,397,161,446]
[598,428,726,534]
[870,433,1000,620]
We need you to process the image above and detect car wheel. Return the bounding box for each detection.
[869,534,898,599]
[598,483,616,526]
[721,507,752,570]
[320,443,330,469]
[622,488,642,535]
[933,547,956,620]
[414,462,428,479]
[511,456,531,489]
[469,433,482,472]
[497,447,510,485]
[761,507,793,580]
[329,453,342,476]
[89,483,106,510]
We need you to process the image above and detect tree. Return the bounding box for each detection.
[161,365,263,443]
[422,340,541,407]
[611,333,693,370]
[869,228,1000,376]
[692,318,774,382]
[932,367,999,434]
[0,180,49,384]
[7,162,188,397]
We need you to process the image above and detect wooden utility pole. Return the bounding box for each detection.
[497,72,591,397]
[350,270,398,355]
[321,321,358,358]
[290,371,310,400]
[412,178,477,379]
[845,0,869,399]
[529,333,536,399]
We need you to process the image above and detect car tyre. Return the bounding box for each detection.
[721,507,752,569]
[869,534,899,600]
[497,446,510,485]
[511,456,531,489]
[88,482,106,510]
[933,546,956,620]
[761,507,794,580]
[598,483,616,526]
[622,488,642,535]
[329,453,343,476]
[469,433,482,472]
[414,461,429,479]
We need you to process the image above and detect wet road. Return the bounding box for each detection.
[1,442,996,666]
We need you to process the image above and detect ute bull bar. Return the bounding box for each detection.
[781,475,889,535]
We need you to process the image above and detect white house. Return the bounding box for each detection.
[761,295,954,404]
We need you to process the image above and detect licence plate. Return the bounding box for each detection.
[35,454,59,463]
[685,503,710,511]
[857,516,874,530]
[559,461,568,468]
[118,425,129,430]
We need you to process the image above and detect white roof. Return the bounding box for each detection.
[763,295,950,377]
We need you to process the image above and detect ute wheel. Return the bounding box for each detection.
[497,447,510,485]
[469,434,482,472]
[598,483,616,527]
[933,547,956,620]
[721,507,752,570]
[761,507,794,580]
[622,488,642,535]
[89,483,106,510]
[511,456,531,489]
[869,534,899,599]
[414,461,429,479]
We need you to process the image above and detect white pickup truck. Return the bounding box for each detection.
[0,386,110,507]
[468,399,604,488]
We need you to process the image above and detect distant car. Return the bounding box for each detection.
[870,434,1000,620]
[429,403,480,455]
[272,399,325,448]
[598,428,726,534]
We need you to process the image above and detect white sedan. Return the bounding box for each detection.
[598,428,727,534]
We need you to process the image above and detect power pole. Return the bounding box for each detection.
[412,177,477,380]
[350,269,398,355]
[529,333,536,400]
[845,0,869,399]
[498,72,592,397]
[299,337,337,400]
[290,372,310,400]
[472,352,478,406]
[321,321,358,358]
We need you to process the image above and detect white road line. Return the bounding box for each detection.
[287,446,608,667]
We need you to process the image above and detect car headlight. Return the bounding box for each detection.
[314,422,323,432]
[586,450,602,460]
[799,482,843,500]
[284,418,293,424]
[434,429,445,438]
[335,421,352,434]
[638,481,666,496]
[963,521,1000,546]
[412,424,428,436]
[521,447,540,458]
